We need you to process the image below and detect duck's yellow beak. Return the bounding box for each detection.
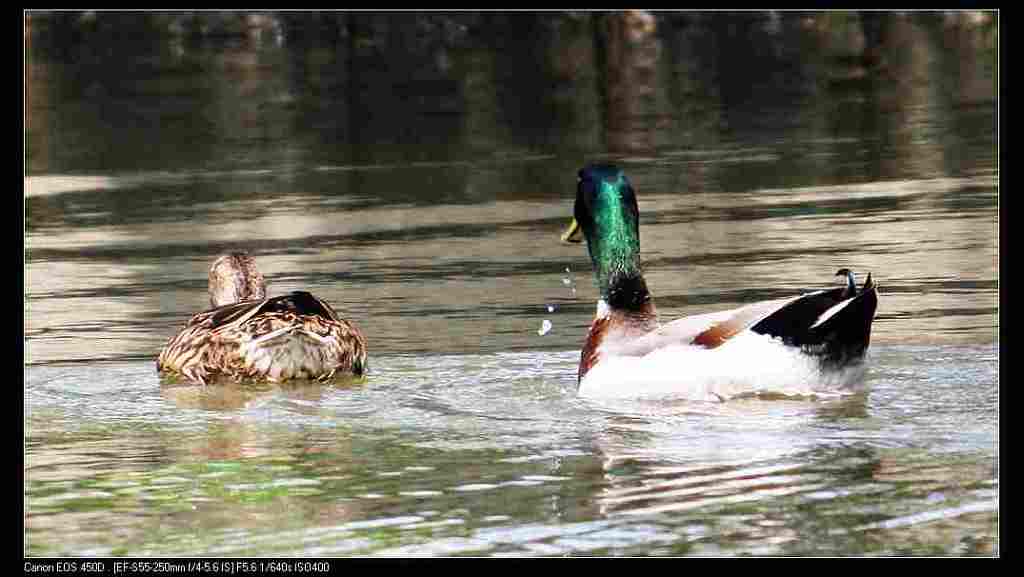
[560,218,584,244]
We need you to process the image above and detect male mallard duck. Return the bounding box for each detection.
[561,164,878,400]
[157,252,367,385]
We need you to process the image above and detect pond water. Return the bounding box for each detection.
[25,12,998,557]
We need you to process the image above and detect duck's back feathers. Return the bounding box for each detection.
[691,297,798,349]
[578,279,879,395]
[158,291,366,385]
[206,290,342,328]
[614,274,877,357]
[599,299,784,360]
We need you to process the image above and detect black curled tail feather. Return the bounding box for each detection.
[806,287,877,368]
[751,285,878,369]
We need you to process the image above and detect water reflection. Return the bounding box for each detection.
[27,12,996,367]
[25,171,996,366]
[25,341,997,556]
[587,419,995,555]
[27,12,996,175]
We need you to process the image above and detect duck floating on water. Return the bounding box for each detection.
[157,253,367,385]
[561,164,878,401]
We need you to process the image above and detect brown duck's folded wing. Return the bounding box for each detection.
[202,291,341,333]
[255,291,342,321]
[202,298,271,328]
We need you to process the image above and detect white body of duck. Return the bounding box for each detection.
[564,165,878,401]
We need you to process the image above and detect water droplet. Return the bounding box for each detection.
[547,305,555,313]
[561,266,578,298]
[537,319,552,336]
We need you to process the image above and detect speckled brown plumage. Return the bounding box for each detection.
[208,253,266,308]
[157,255,367,385]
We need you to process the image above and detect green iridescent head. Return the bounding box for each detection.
[567,164,642,298]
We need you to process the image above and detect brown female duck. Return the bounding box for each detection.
[157,253,367,385]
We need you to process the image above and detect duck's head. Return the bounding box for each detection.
[562,164,644,300]
[208,252,267,308]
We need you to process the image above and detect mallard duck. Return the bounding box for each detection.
[561,164,878,400]
[157,252,367,385]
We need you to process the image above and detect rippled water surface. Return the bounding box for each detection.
[25,12,998,556]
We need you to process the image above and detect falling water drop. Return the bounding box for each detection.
[538,319,552,336]
[562,266,578,297]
